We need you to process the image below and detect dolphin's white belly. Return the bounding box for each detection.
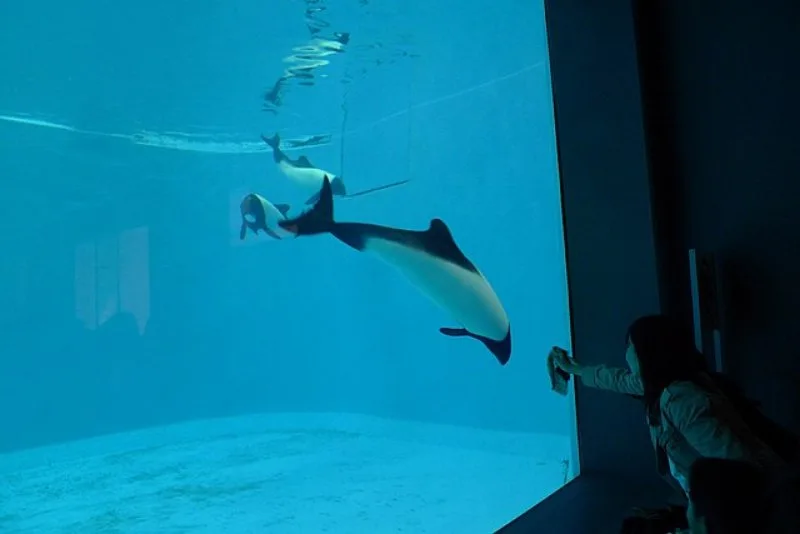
[365,238,509,340]
[262,202,294,239]
[278,161,333,189]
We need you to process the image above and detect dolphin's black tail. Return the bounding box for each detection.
[278,176,335,236]
[261,133,280,150]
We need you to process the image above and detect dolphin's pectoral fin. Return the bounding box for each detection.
[239,223,248,240]
[296,156,314,168]
[439,327,471,337]
[274,203,291,217]
[439,326,512,366]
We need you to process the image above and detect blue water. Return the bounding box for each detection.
[0,0,574,532]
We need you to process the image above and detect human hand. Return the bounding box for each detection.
[549,346,583,375]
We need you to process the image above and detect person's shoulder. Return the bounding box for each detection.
[660,378,711,409]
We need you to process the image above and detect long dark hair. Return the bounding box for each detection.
[625,315,707,426]
[626,315,800,460]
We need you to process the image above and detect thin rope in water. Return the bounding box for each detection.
[339,60,545,139]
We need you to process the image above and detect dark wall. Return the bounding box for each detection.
[511,1,800,530]
[546,0,800,483]
[635,1,800,430]
[545,0,664,482]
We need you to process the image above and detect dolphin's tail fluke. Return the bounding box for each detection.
[260,133,280,150]
[278,176,335,236]
[304,174,346,205]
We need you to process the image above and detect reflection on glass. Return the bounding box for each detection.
[0,0,574,532]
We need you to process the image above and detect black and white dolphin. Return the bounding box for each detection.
[239,193,294,241]
[261,133,411,205]
[278,176,512,365]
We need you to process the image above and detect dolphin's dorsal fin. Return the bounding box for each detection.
[426,219,459,256]
[428,219,454,241]
[421,219,479,273]
[296,156,314,168]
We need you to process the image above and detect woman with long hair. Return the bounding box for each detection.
[551,314,790,532]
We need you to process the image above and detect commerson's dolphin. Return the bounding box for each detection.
[239,193,294,241]
[278,176,512,365]
[261,133,345,202]
[261,133,411,205]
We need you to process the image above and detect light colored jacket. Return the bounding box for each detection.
[580,365,785,492]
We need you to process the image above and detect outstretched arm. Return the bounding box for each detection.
[550,347,644,396]
[579,364,645,396]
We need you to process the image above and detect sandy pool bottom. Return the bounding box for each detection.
[0,413,570,533]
